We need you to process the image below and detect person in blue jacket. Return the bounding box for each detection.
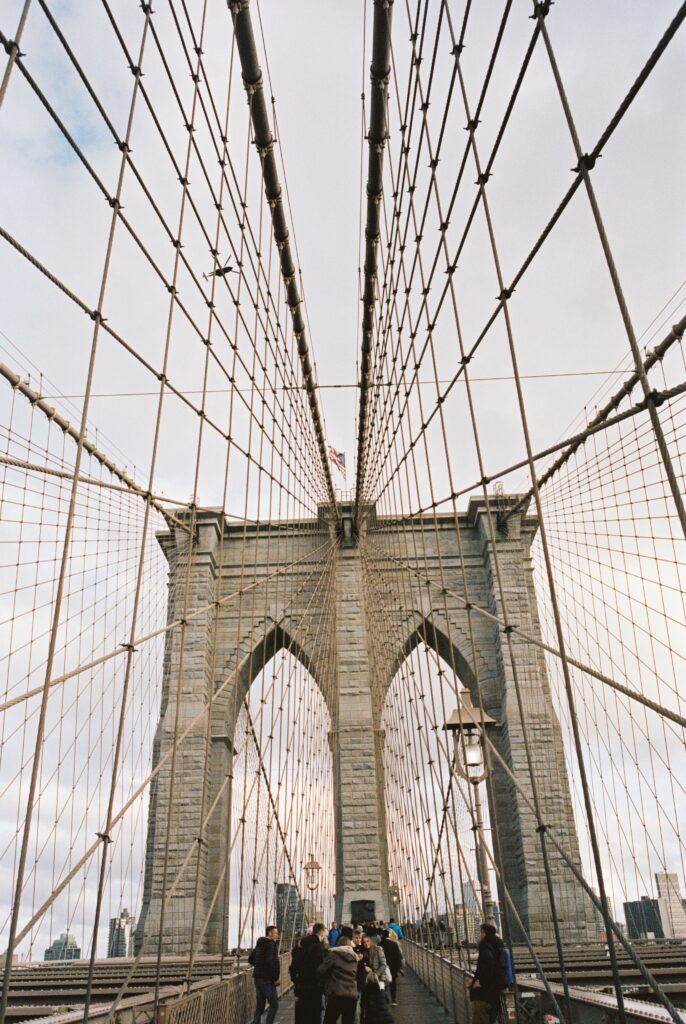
[328,922,341,947]
[387,919,403,941]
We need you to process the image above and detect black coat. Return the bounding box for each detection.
[362,983,395,1024]
[249,936,280,983]
[469,935,504,1005]
[290,933,326,994]
[381,939,403,976]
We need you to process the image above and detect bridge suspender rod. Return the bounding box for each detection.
[229,0,337,512]
[354,0,393,516]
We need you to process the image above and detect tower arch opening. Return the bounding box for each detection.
[382,639,495,955]
[225,647,335,953]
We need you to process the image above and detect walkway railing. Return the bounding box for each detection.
[17,954,292,1024]
[404,941,686,1024]
[403,940,472,1023]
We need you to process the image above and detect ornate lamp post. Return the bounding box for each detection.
[389,882,400,915]
[303,853,321,893]
[445,689,497,927]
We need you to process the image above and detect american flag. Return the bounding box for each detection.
[328,446,346,479]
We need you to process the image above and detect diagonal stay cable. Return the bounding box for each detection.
[365,538,686,732]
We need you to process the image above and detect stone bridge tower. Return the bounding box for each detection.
[137,497,594,952]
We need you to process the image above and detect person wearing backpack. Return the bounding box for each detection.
[468,923,508,1024]
[248,926,280,1024]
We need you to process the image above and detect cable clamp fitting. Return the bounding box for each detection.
[107,197,121,211]
[96,832,112,844]
[536,823,548,834]
[3,38,25,59]
[498,287,513,302]
[244,75,264,98]
[574,152,598,173]
[531,0,553,19]
[119,642,137,653]
[129,64,143,78]
[503,624,515,635]
[476,171,491,186]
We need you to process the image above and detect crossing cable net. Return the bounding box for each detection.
[0,0,336,1014]
[355,1,686,1021]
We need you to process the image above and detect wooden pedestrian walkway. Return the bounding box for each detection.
[274,968,448,1023]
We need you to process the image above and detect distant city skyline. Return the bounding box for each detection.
[44,930,81,962]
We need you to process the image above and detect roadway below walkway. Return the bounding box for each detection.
[276,967,447,1023]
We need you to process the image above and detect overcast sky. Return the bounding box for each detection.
[1,0,684,500]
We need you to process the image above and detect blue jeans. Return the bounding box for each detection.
[253,979,279,1024]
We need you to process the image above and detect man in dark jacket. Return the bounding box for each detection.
[292,923,327,1024]
[249,926,280,1024]
[469,924,504,1024]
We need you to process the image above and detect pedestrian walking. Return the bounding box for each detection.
[468,923,507,1024]
[249,926,280,1024]
[317,935,361,1024]
[380,930,403,1006]
[387,919,403,941]
[291,923,327,1024]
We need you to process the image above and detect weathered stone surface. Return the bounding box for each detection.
[138,498,593,953]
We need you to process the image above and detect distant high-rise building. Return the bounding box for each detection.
[655,873,686,939]
[276,883,305,939]
[623,897,665,940]
[44,930,81,961]
[108,908,135,957]
[593,894,615,939]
